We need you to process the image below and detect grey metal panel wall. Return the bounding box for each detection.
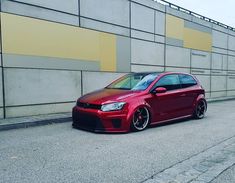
[166,6,192,21]
[131,39,164,66]
[4,68,81,117]
[11,0,79,14]
[1,0,79,25]
[82,71,126,95]
[1,0,235,118]
[166,46,190,67]
[80,0,130,36]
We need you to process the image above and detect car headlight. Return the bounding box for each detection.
[101,102,126,112]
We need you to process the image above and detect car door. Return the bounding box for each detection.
[147,74,183,123]
[178,74,198,115]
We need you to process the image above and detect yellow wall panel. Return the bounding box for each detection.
[2,13,100,61]
[166,14,212,52]
[1,13,117,71]
[100,33,116,72]
[184,28,212,52]
[166,14,184,40]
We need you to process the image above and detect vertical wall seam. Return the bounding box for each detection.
[81,70,83,96]
[154,10,156,42]
[163,6,166,71]
[226,34,229,97]
[209,50,212,98]
[0,10,6,118]
[129,0,132,71]
[129,0,131,38]
[189,49,192,74]
[78,0,81,27]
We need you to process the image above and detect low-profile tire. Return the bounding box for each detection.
[194,99,207,119]
[131,106,150,132]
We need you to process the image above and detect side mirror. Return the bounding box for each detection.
[152,87,167,94]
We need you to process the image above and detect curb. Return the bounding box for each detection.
[0,117,72,131]
[207,97,235,103]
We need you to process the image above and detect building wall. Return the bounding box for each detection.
[0,0,235,117]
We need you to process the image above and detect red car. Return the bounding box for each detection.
[72,72,207,133]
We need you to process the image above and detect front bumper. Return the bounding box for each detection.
[72,106,130,133]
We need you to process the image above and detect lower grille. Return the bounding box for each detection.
[73,111,104,131]
[111,119,122,128]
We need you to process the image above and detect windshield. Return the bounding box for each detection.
[106,73,159,91]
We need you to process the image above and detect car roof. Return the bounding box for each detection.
[132,71,193,76]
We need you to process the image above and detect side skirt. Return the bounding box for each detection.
[150,115,193,126]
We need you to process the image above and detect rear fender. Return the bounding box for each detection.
[193,94,206,109]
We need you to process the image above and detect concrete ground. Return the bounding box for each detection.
[1,100,235,183]
[211,165,235,183]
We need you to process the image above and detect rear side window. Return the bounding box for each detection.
[153,74,181,91]
[179,74,197,88]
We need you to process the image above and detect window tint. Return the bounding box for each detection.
[179,74,197,88]
[153,74,181,91]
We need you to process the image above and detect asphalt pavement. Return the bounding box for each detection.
[1,100,235,183]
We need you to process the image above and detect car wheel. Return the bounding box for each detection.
[194,99,207,119]
[131,107,150,131]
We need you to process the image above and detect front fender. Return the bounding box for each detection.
[125,100,152,128]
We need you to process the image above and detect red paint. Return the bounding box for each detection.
[72,72,207,133]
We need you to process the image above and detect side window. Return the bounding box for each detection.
[179,74,197,88]
[153,74,181,91]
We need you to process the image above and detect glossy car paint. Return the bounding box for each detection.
[72,72,206,133]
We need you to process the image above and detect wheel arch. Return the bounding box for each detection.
[193,95,207,118]
[193,94,207,108]
[126,101,152,131]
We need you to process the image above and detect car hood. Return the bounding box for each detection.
[79,88,140,104]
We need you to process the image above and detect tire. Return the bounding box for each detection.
[131,107,150,131]
[194,99,207,119]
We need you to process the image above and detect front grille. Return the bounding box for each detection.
[73,111,104,131]
[77,102,101,110]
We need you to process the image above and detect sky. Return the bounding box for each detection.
[157,0,235,28]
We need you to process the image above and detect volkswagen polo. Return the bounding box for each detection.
[72,72,207,133]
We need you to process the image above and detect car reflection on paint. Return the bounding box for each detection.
[72,72,207,133]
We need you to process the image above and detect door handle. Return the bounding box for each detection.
[180,94,187,97]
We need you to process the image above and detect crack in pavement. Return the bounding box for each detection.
[140,134,235,183]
